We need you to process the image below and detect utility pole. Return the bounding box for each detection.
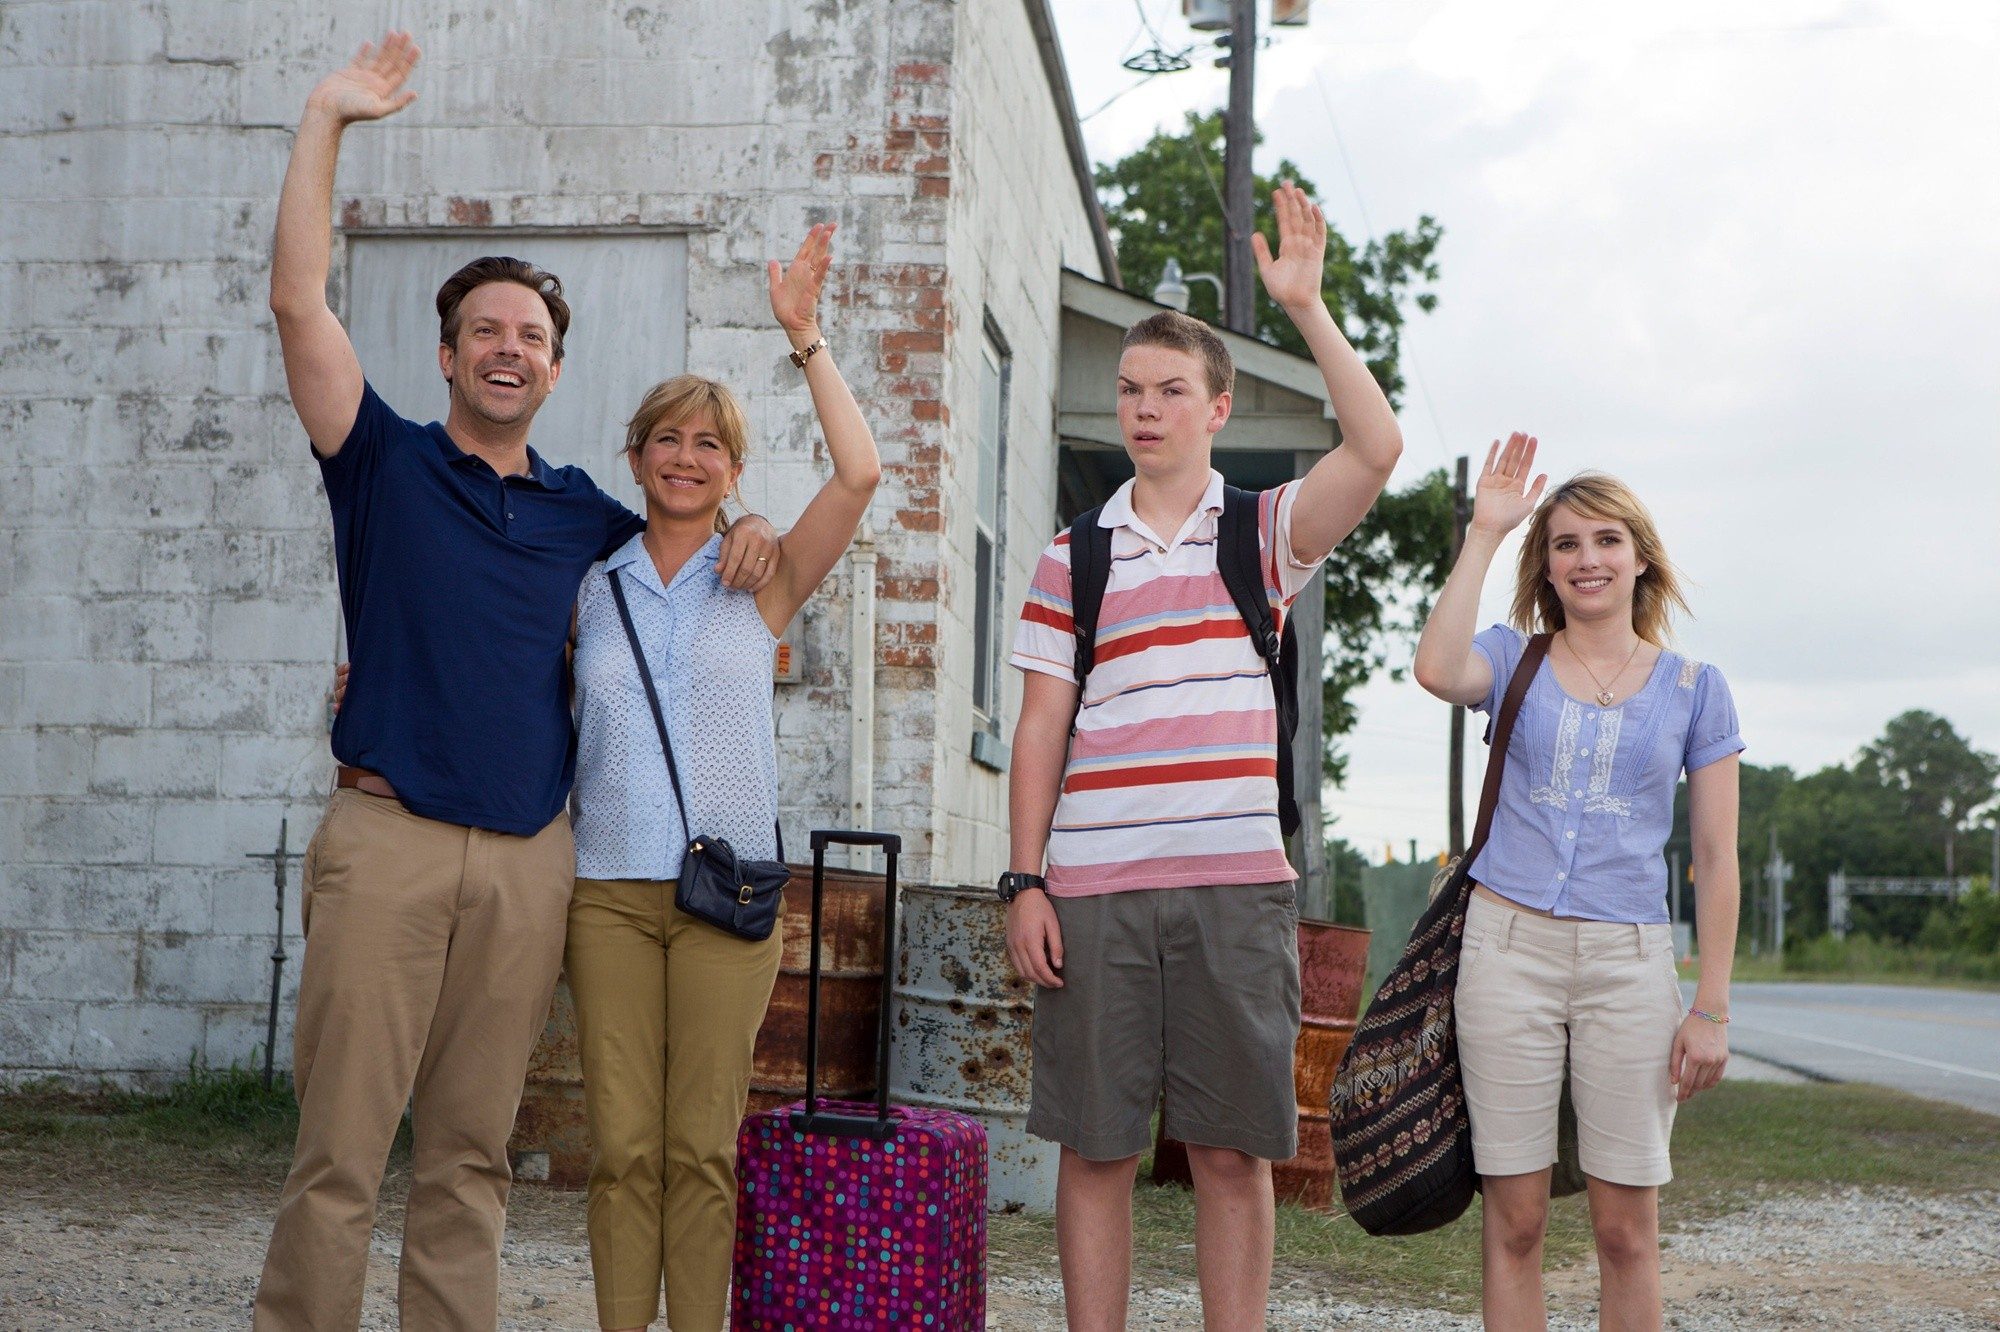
[1766,827,1793,962]
[1221,0,1257,334]
[1447,456,1469,858]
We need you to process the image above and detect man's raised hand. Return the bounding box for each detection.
[1251,180,1329,314]
[308,31,421,125]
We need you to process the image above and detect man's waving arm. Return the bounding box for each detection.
[271,32,421,457]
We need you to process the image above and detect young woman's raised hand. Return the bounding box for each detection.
[1251,181,1328,313]
[1469,432,1548,537]
[308,31,421,124]
[768,223,835,338]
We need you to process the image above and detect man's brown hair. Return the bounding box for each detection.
[435,256,571,362]
[1121,310,1234,398]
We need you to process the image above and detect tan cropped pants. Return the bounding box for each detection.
[254,790,575,1331]
[566,878,784,1331]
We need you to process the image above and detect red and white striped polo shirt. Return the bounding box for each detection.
[1009,470,1324,897]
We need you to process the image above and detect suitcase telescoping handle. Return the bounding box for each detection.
[792,829,903,1141]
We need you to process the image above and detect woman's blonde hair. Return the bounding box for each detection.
[623,375,750,536]
[1510,471,1690,644]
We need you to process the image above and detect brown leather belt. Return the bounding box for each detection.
[335,765,400,800]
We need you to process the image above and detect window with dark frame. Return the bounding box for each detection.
[970,321,1010,763]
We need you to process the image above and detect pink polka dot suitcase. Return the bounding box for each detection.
[730,832,988,1331]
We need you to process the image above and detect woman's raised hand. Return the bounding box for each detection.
[308,31,421,125]
[1469,432,1547,537]
[768,223,835,341]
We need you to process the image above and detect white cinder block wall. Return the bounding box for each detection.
[0,0,1105,1082]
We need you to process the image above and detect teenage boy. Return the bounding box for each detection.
[1003,183,1403,1331]
[254,34,778,1329]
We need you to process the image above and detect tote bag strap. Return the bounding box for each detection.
[605,566,786,861]
[1464,632,1553,867]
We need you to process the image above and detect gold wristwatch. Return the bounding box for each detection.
[788,335,827,369]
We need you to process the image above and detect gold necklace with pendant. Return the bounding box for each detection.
[1563,632,1643,707]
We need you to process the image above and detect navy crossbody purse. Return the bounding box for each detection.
[607,569,789,942]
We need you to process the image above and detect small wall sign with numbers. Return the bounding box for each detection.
[773,640,801,683]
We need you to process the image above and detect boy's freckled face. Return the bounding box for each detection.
[1116,344,1229,475]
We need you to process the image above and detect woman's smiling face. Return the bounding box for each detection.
[630,407,742,522]
[1544,502,1649,623]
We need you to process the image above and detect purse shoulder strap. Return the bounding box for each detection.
[605,565,786,861]
[608,568,695,839]
[1464,632,1553,865]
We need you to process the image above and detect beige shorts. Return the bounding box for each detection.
[1454,891,1684,1187]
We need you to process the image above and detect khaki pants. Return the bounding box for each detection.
[566,878,784,1331]
[253,790,575,1331]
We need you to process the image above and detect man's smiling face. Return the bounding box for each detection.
[437,281,562,429]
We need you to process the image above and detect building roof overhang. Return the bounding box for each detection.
[1025,3,1121,286]
[1060,268,1339,420]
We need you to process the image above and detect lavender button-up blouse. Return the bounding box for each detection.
[1467,624,1745,924]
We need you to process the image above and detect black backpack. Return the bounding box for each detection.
[1066,485,1302,838]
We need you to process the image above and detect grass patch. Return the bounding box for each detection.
[1707,951,2000,992]
[995,1081,2000,1311]
[0,1059,304,1187]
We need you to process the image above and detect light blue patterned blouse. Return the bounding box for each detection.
[571,532,781,881]
[1467,623,1744,924]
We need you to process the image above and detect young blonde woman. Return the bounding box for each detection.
[1412,434,1741,1331]
[564,223,880,1332]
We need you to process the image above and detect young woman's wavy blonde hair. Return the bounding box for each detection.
[1511,471,1691,645]
[623,375,750,536]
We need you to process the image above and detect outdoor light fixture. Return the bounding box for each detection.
[1151,257,1224,314]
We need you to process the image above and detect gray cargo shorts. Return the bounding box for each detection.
[1026,881,1302,1162]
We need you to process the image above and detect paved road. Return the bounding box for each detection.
[1690,981,2000,1118]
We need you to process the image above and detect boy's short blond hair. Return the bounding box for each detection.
[1121,310,1235,398]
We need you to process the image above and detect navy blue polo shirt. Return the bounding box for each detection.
[318,382,644,835]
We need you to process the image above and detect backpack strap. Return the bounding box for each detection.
[1066,503,1113,687]
[1217,486,1301,838]
[1069,488,1302,839]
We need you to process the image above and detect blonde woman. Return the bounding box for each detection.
[1412,435,1741,1331]
[565,224,880,1332]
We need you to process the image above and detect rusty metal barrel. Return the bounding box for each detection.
[1151,917,1370,1210]
[747,861,887,1113]
[889,882,1056,1212]
[508,861,886,1188]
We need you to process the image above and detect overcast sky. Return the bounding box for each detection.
[1050,0,2000,859]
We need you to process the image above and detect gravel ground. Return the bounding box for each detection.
[990,1187,2000,1331]
[1,1060,1989,1330]
[2,1184,1994,1329]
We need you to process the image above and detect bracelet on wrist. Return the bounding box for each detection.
[788,334,827,368]
[1687,1007,1729,1025]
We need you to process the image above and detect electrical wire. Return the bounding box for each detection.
[1310,65,1455,467]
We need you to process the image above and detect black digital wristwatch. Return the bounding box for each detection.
[995,871,1046,903]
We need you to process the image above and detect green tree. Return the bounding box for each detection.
[1857,709,2000,874]
[1094,111,1451,782]
[1094,111,1440,405]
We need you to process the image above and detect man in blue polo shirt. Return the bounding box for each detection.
[252,34,778,1329]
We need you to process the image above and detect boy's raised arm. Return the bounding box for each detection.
[271,32,421,458]
[1254,182,1404,564]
